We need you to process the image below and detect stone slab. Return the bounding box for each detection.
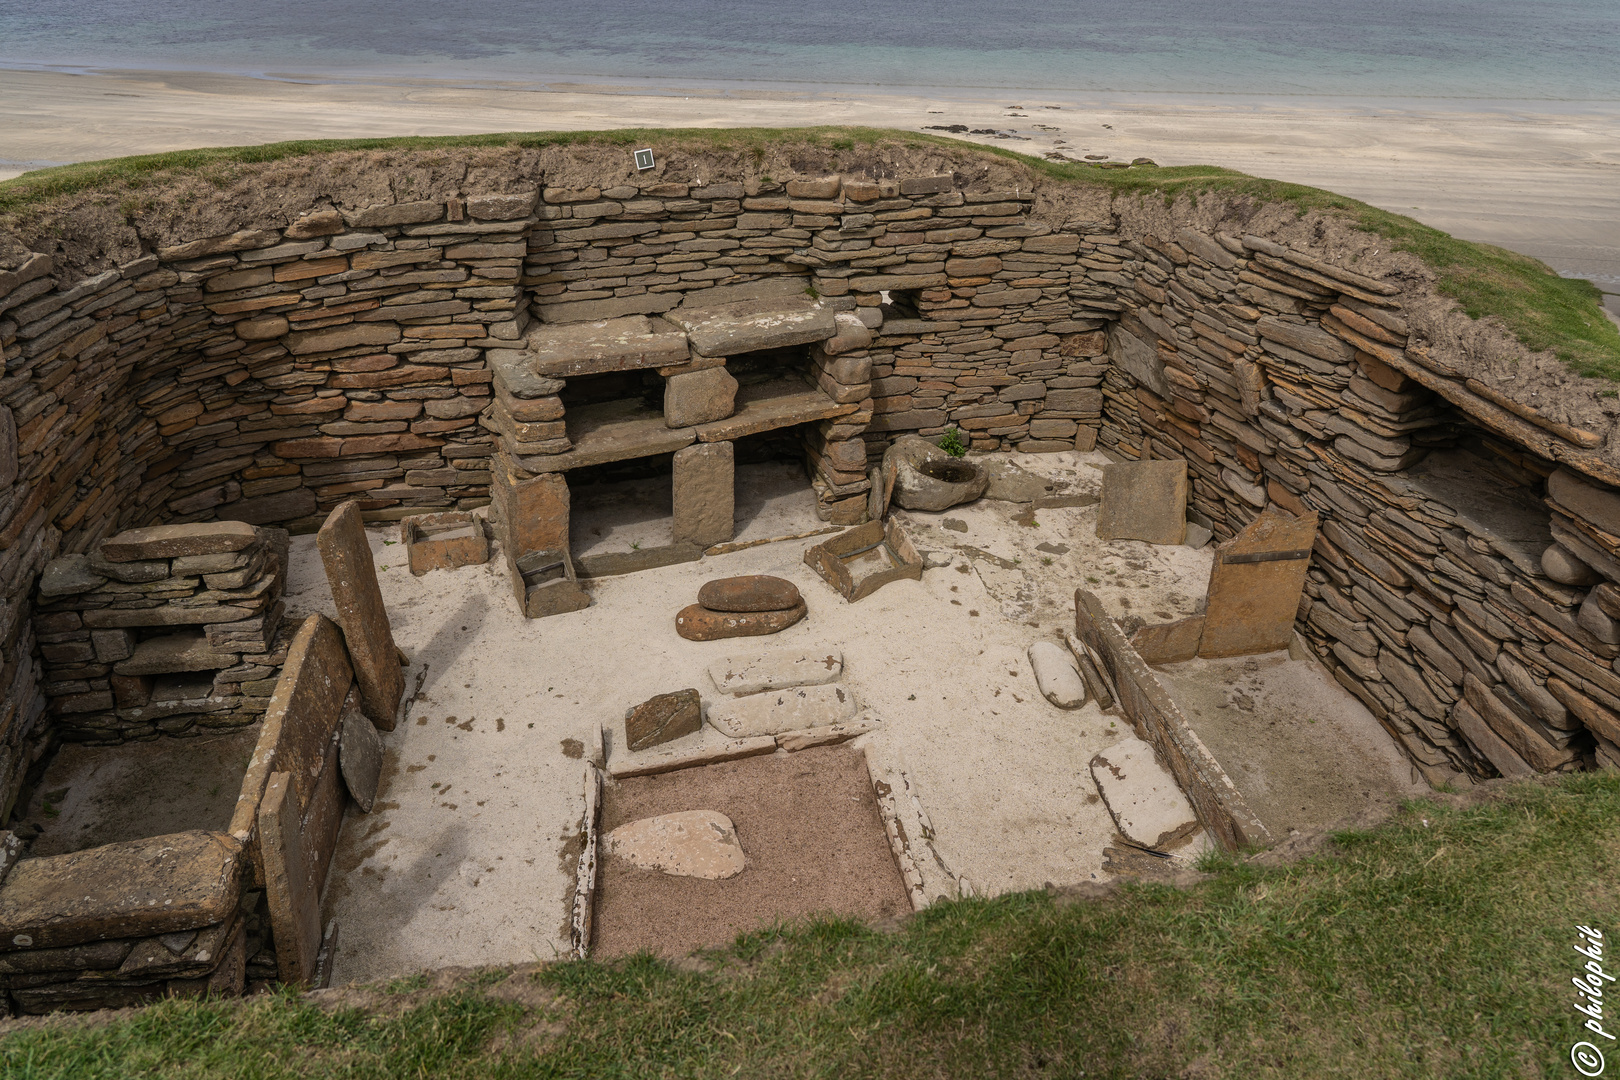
[708,648,844,697]
[0,831,242,951]
[693,378,856,443]
[101,522,258,563]
[526,316,690,377]
[672,441,735,548]
[1132,616,1207,666]
[1089,737,1201,850]
[1451,699,1535,779]
[37,555,106,598]
[675,601,807,640]
[605,728,777,779]
[340,700,384,813]
[81,605,262,629]
[664,366,739,428]
[1095,459,1188,545]
[707,682,858,738]
[1028,641,1087,709]
[776,717,878,752]
[604,811,746,879]
[317,501,402,730]
[114,632,240,676]
[625,689,703,752]
[663,297,837,357]
[231,614,355,856]
[520,399,695,473]
[1199,507,1318,659]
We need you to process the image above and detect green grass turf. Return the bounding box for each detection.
[3,773,1615,1078]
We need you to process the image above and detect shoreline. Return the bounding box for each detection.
[1,65,1617,312]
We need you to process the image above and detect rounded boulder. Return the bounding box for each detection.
[697,575,803,613]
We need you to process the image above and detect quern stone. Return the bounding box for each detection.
[676,602,807,641]
[697,575,803,613]
[316,501,402,729]
[625,689,703,751]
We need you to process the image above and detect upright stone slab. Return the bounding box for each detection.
[1095,460,1188,545]
[491,452,570,560]
[1198,507,1319,658]
[316,501,402,729]
[664,366,739,428]
[672,441,735,547]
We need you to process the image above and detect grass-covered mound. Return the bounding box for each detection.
[4,773,1614,1079]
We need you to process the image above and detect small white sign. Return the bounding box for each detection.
[633,148,656,171]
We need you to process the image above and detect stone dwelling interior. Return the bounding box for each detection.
[1,142,1617,1011]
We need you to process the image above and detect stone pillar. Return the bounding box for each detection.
[663,365,738,428]
[672,442,735,547]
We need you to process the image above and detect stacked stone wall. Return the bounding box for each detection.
[4,143,1620,813]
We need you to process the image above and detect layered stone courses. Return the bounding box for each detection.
[2,145,1619,846]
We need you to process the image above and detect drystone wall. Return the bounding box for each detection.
[2,140,1619,815]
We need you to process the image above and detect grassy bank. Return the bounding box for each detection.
[2,773,1615,1079]
[1,126,1616,382]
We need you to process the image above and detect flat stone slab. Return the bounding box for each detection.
[523,399,696,473]
[317,501,403,729]
[708,648,844,697]
[1199,507,1319,659]
[625,689,703,752]
[605,727,777,779]
[698,575,803,613]
[114,631,240,676]
[0,831,242,950]
[693,378,855,443]
[340,702,384,813]
[526,316,690,377]
[38,554,106,598]
[1089,737,1201,850]
[1095,460,1188,545]
[604,811,746,879]
[776,717,878,752]
[1028,642,1087,709]
[707,683,858,738]
[676,601,807,641]
[663,297,837,357]
[101,522,258,562]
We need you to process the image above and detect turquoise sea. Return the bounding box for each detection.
[2,0,1618,102]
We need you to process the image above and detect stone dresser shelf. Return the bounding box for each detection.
[514,378,854,474]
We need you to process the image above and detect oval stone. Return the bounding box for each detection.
[676,601,807,641]
[696,575,803,613]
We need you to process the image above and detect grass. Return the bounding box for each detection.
[0,126,1614,380]
[3,774,1616,1078]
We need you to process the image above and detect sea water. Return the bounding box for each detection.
[2,0,1618,102]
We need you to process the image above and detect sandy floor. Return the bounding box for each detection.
[1159,652,1431,838]
[1,68,1616,313]
[594,745,908,958]
[291,449,1428,978]
[19,726,259,857]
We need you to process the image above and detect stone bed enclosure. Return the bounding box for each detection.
[2,137,1620,1002]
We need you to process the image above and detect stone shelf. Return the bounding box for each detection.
[526,315,689,378]
[516,378,854,474]
[694,378,857,443]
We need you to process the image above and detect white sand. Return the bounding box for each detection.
[1,67,1616,312]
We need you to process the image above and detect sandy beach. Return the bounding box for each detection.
[2,66,1617,313]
